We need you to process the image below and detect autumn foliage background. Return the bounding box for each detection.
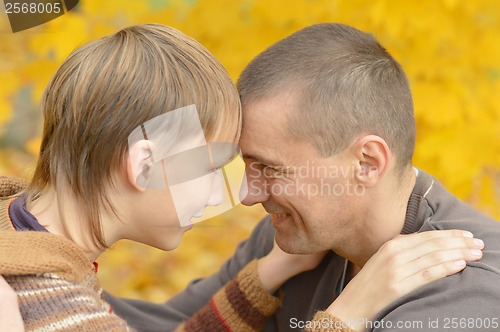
[1,0,499,302]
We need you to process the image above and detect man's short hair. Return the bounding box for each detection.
[238,23,415,171]
[28,24,241,248]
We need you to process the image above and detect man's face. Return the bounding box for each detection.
[239,92,364,254]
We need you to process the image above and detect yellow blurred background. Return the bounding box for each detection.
[1,0,499,302]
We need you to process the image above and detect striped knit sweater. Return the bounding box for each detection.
[0,176,353,332]
[0,200,130,331]
[0,176,282,331]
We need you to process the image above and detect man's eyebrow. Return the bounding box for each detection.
[242,153,283,167]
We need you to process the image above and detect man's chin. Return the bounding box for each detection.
[274,233,317,255]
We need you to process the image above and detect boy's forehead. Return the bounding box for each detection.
[168,142,238,165]
[129,104,239,167]
[131,106,229,158]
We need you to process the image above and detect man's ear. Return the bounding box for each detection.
[352,135,391,187]
[127,140,154,191]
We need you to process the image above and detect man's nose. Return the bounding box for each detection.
[239,167,270,206]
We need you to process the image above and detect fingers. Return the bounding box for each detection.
[386,229,475,252]
[396,236,484,269]
[378,230,483,266]
[379,230,483,278]
[400,259,468,295]
[395,244,482,280]
[371,230,484,297]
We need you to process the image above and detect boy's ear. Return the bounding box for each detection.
[127,140,154,191]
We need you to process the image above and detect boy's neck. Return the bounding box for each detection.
[27,188,107,262]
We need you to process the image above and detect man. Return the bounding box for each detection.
[107,23,500,331]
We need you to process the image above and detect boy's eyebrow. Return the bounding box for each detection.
[242,153,283,167]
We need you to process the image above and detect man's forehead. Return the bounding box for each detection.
[239,92,300,166]
[242,151,283,166]
[241,92,295,127]
[240,132,286,167]
[240,110,287,143]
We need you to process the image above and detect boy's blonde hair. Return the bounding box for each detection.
[27,24,241,248]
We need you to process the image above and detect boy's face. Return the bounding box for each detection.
[161,141,239,227]
[125,105,245,250]
[132,140,243,251]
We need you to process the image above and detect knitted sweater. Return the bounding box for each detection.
[0,176,283,331]
[0,200,129,331]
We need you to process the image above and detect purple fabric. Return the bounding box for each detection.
[9,195,48,232]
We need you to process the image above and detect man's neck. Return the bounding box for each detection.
[339,168,417,268]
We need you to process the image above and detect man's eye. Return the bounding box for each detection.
[263,167,282,177]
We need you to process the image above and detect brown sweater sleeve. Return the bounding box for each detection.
[306,311,356,332]
[175,259,281,331]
